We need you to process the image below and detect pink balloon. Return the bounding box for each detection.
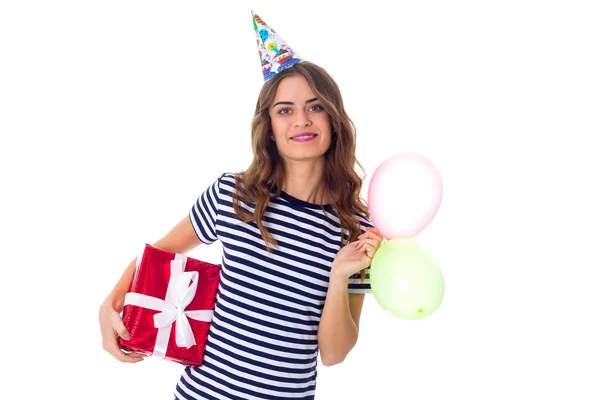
[368,153,443,239]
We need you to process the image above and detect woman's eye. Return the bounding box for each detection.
[276,105,323,115]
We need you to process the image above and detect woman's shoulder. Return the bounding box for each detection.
[213,172,245,185]
[218,172,236,184]
[353,209,374,228]
[215,172,236,180]
[217,172,249,195]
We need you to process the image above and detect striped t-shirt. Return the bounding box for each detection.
[175,172,374,400]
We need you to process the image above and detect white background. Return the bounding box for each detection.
[1,1,599,399]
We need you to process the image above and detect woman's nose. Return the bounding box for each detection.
[294,111,312,127]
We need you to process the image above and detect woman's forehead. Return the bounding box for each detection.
[273,76,317,103]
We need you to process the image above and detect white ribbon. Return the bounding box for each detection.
[124,252,214,359]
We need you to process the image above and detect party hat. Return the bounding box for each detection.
[251,10,303,82]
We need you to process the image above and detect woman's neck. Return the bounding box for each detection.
[281,159,329,204]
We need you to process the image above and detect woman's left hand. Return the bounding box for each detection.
[331,227,384,280]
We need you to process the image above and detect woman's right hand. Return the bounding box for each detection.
[99,300,145,363]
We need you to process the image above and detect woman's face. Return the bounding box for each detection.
[269,75,332,164]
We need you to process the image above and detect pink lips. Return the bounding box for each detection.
[290,132,318,142]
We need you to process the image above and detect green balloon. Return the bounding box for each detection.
[370,239,445,320]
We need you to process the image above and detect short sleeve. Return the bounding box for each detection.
[188,174,222,244]
[348,213,376,294]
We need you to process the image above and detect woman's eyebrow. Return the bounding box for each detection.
[272,97,319,108]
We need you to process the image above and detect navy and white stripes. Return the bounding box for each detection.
[178,173,373,400]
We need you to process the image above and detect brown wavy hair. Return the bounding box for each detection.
[231,61,370,280]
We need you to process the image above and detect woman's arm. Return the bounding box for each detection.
[99,215,202,362]
[318,273,365,366]
[102,215,202,311]
[318,227,382,366]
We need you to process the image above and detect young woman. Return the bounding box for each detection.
[100,12,383,400]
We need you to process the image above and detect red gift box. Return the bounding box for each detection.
[119,244,220,366]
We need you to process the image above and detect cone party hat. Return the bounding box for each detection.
[252,10,303,82]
